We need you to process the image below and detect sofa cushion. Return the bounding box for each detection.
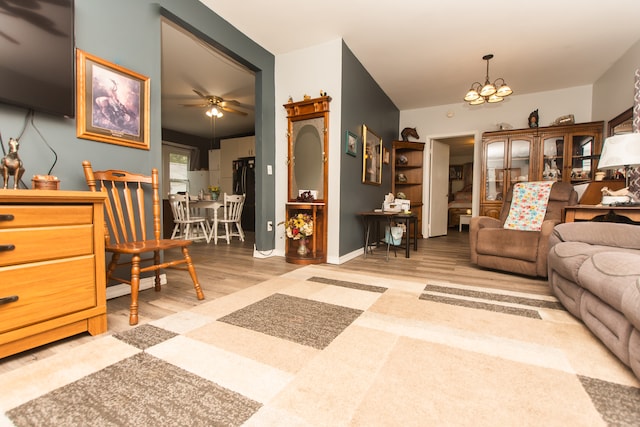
[580,292,632,365]
[476,228,539,262]
[622,277,640,331]
[578,252,640,312]
[548,242,603,283]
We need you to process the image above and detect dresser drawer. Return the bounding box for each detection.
[0,225,94,266]
[0,256,97,334]
[0,205,93,228]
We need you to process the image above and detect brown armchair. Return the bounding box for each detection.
[469,181,577,277]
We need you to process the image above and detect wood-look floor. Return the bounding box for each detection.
[0,228,550,372]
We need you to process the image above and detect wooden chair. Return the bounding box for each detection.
[168,193,210,243]
[82,161,204,325]
[210,193,245,244]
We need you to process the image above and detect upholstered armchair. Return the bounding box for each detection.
[469,181,578,277]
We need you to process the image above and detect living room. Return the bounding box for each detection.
[2,1,640,425]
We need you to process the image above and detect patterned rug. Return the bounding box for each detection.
[2,265,639,426]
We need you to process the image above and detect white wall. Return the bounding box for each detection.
[401,85,593,235]
[274,39,343,261]
[592,38,640,126]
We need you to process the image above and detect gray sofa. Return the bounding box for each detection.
[548,222,640,379]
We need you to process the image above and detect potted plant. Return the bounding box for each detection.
[208,185,220,201]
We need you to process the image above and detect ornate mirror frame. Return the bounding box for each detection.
[284,96,331,202]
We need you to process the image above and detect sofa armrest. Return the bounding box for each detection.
[536,219,561,276]
[552,222,640,250]
[469,216,501,263]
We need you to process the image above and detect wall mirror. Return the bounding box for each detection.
[362,124,382,185]
[291,117,324,199]
[284,96,330,201]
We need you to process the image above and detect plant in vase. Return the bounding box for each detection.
[208,185,220,201]
[285,212,314,256]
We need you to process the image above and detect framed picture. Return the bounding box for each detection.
[345,130,357,157]
[76,49,150,150]
[362,124,382,185]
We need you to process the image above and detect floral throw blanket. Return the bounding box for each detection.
[503,181,554,231]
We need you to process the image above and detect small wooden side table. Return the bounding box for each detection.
[563,205,640,224]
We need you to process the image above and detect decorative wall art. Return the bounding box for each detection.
[345,130,357,157]
[76,49,150,150]
[362,124,382,185]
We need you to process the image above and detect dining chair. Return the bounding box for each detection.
[168,193,211,243]
[82,160,205,325]
[211,193,245,244]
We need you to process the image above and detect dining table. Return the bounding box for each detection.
[190,198,223,243]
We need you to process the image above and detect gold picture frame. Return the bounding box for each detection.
[362,124,382,185]
[76,49,150,150]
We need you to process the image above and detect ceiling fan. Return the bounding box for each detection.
[181,89,249,117]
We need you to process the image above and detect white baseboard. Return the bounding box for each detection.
[106,274,167,300]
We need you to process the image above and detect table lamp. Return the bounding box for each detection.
[598,133,640,188]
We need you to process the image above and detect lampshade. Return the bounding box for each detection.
[598,133,640,170]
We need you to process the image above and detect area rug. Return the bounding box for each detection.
[1,265,639,426]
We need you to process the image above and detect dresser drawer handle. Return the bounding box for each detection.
[0,214,14,222]
[0,295,18,305]
[0,244,15,252]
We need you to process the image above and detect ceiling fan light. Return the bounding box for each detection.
[487,94,503,103]
[464,89,480,102]
[496,83,512,97]
[479,83,496,97]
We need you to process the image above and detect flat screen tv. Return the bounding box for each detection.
[0,0,75,118]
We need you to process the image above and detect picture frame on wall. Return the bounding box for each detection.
[345,130,357,157]
[362,124,382,185]
[76,49,150,150]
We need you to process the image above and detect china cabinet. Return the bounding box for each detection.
[391,140,425,238]
[283,96,330,264]
[480,121,603,218]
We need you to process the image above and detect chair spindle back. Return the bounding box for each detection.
[82,160,161,245]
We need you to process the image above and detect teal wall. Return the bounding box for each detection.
[340,42,399,256]
[0,0,276,251]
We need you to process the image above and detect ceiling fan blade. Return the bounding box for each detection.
[220,105,248,116]
[220,99,255,111]
[180,103,210,108]
[193,89,209,100]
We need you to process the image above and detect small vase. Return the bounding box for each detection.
[297,238,308,256]
[210,192,219,201]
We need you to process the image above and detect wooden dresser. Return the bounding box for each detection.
[0,190,107,358]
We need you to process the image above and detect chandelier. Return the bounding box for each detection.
[464,54,512,105]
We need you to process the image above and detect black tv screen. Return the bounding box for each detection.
[0,0,75,118]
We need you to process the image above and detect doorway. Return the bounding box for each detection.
[160,19,257,244]
[430,135,475,235]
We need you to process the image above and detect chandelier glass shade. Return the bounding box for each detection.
[464,54,512,105]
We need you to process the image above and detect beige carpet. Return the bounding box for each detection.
[1,265,639,426]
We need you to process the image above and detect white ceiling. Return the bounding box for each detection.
[162,1,640,144]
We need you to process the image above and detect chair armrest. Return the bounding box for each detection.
[536,219,561,276]
[469,216,501,263]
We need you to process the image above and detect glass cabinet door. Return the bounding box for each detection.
[509,139,531,188]
[570,134,595,183]
[541,136,564,181]
[485,140,505,202]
